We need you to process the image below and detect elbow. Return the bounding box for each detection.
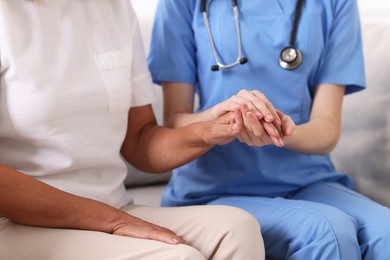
[122,154,172,174]
[132,163,172,174]
[315,117,342,154]
[318,131,341,154]
[163,114,178,128]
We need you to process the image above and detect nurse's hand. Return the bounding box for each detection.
[238,107,296,147]
[211,89,285,146]
[112,214,188,245]
[212,89,281,124]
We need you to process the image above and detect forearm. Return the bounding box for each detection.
[283,84,345,154]
[166,109,214,128]
[0,164,129,233]
[122,104,242,173]
[284,117,340,154]
[162,82,218,128]
[122,123,213,173]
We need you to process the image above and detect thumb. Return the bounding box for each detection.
[231,107,243,132]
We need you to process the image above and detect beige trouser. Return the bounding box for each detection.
[0,205,265,260]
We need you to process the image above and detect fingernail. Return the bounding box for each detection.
[171,238,179,244]
[265,114,273,122]
[255,112,263,119]
[275,118,282,125]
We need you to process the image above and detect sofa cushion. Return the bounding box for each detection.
[331,21,390,207]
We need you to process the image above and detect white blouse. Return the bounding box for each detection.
[0,0,156,208]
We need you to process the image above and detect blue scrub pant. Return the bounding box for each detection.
[208,182,390,260]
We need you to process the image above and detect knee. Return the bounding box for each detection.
[361,216,390,259]
[211,205,261,233]
[171,245,205,260]
[206,206,265,260]
[305,209,357,243]
[287,208,360,260]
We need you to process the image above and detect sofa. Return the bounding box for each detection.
[126,0,390,208]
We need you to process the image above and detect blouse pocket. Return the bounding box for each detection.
[94,48,133,114]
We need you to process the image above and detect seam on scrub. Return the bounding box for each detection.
[298,2,311,125]
[307,211,342,260]
[276,198,343,260]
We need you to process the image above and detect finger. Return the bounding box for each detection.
[270,135,284,147]
[249,90,280,124]
[234,90,271,117]
[255,112,264,121]
[276,109,284,119]
[261,121,284,147]
[249,93,281,128]
[272,121,284,139]
[230,107,243,132]
[237,125,255,146]
[239,105,256,145]
[245,112,267,146]
[148,226,188,245]
[112,219,188,245]
[261,121,281,139]
[231,91,278,126]
[212,97,243,119]
[241,104,253,131]
[204,109,244,146]
[281,115,296,137]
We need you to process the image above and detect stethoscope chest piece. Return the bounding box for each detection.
[279,47,303,70]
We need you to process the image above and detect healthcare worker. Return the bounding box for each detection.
[148,0,390,259]
[0,1,266,259]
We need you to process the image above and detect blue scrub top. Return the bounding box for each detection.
[148,0,366,206]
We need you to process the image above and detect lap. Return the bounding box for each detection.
[0,205,264,260]
[208,193,360,258]
[208,182,390,259]
[291,181,390,225]
[291,181,390,257]
[208,182,389,230]
[0,217,203,260]
[125,205,264,260]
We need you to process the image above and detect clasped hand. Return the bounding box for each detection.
[212,89,296,147]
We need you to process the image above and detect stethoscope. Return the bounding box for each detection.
[201,0,304,71]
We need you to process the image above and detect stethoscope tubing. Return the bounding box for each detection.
[202,0,247,70]
[201,0,304,71]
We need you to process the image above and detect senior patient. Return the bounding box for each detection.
[0,1,265,259]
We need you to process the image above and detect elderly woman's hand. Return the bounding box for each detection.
[112,214,187,245]
[199,107,244,146]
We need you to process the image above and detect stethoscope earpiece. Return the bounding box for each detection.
[211,65,220,71]
[239,57,248,65]
[279,47,303,70]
